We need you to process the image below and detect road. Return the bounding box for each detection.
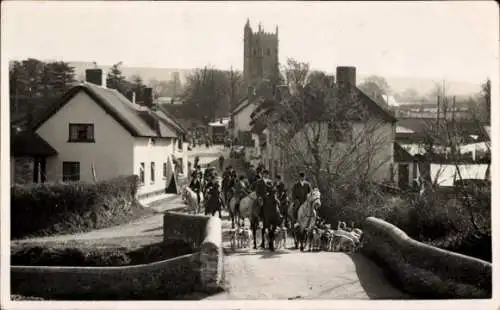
[192,217,411,300]
[12,147,410,299]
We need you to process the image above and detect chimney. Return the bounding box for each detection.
[336,66,356,87]
[85,69,107,87]
[144,87,153,108]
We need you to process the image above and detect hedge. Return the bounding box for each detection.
[11,240,193,267]
[11,175,149,239]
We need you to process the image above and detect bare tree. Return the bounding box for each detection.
[182,66,234,122]
[253,59,394,223]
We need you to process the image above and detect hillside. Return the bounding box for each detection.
[68,61,194,85]
[45,61,481,100]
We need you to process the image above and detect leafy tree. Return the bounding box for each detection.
[106,62,128,94]
[129,74,146,101]
[358,80,389,108]
[362,75,391,94]
[9,58,75,128]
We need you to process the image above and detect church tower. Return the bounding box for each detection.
[243,19,279,95]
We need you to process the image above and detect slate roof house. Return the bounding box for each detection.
[11,69,187,200]
[249,66,398,185]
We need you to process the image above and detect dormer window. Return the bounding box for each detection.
[68,123,94,142]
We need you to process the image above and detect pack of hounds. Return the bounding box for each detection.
[228,218,363,253]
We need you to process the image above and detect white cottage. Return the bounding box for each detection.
[24,69,187,200]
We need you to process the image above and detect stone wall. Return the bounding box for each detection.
[163,212,224,292]
[362,217,492,299]
[11,253,199,300]
[10,211,224,299]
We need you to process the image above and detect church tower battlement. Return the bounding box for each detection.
[243,19,279,95]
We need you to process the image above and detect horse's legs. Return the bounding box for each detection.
[307,230,313,252]
[293,226,299,249]
[298,228,305,251]
[260,225,266,249]
[268,225,275,252]
[251,219,258,250]
[284,204,289,228]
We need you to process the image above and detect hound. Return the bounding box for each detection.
[275,226,288,249]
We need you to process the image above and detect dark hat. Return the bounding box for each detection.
[239,175,245,180]
[263,170,270,175]
[299,172,305,177]
[276,175,282,180]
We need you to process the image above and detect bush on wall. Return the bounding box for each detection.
[11,175,148,239]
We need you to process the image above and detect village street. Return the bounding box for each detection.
[11,146,409,299]
[13,198,408,300]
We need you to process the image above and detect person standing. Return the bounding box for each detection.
[189,174,202,210]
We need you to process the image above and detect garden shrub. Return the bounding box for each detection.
[316,175,491,262]
[11,175,151,239]
[11,241,193,267]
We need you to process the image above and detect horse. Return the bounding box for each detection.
[228,194,240,229]
[234,191,259,228]
[183,186,203,214]
[258,189,284,251]
[237,191,268,249]
[295,188,322,251]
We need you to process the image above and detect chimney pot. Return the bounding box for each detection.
[144,87,153,108]
[85,69,107,87]
[336,66,356,86]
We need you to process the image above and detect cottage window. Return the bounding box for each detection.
[139,162,145,185]
[163,162,167,179]
[327,122,351,142]
[150,162,155,183]
[69,124,94,142]
[62,161,80,182]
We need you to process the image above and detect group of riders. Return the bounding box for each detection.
[188,162,313,224]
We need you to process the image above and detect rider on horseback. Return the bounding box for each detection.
[206,180,223,216]
[233,175,250,215]
[204,174,215,200]
[291,172,312,219]
[189,173,202,207]
[255,170,273,218]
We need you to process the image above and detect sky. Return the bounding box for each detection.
[2,1,498,84]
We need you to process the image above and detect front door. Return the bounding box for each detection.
[398,164,409,189]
